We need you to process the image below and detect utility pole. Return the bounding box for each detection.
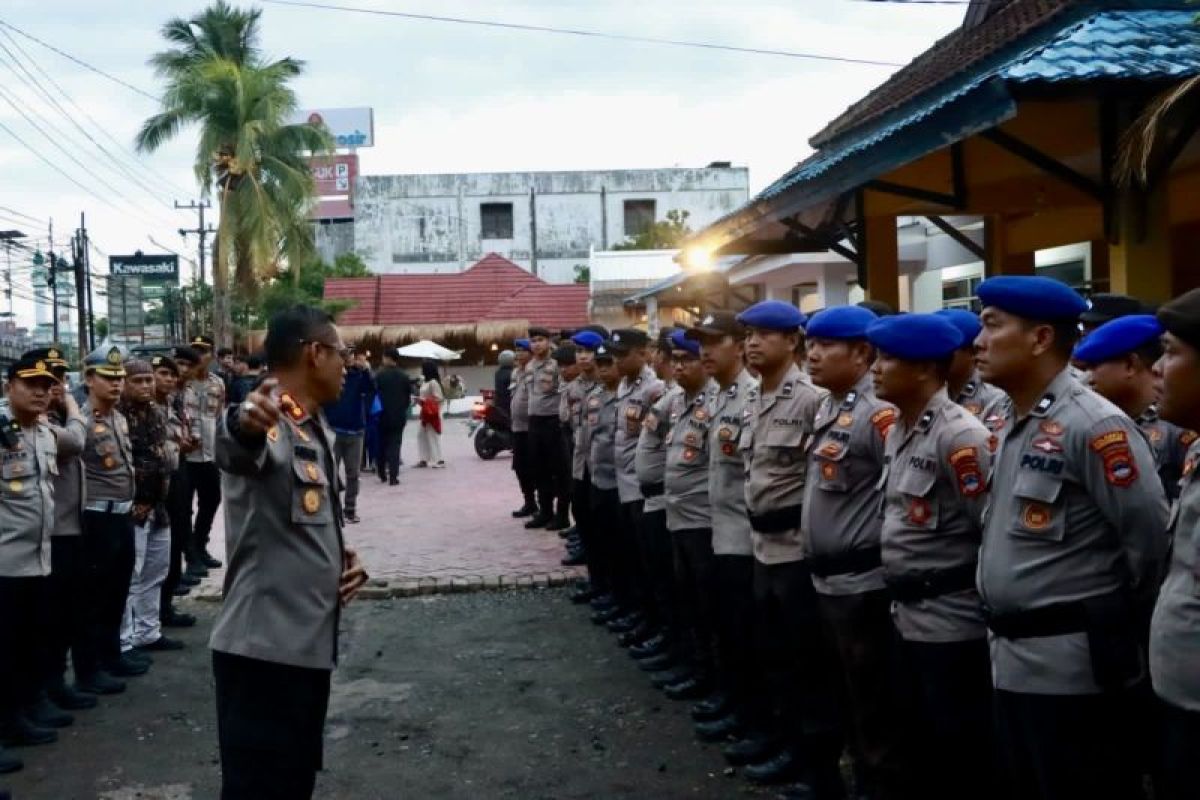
[0,229,24,319]
[48,218,59,345]
[176,200,214,285]
[79,212,95,350]
[72,230,88,356]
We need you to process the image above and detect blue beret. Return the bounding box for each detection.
[571,331,604,350]
[934,308,982,346]
[1072,314,1163,365]
[736,300,807,332]
[806,306,877,340]
[976,276,1087,322]
[669,329,700,356]
[513,338,531,351]
[866,314,964,360]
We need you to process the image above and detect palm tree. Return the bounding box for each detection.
[136,1,331,346]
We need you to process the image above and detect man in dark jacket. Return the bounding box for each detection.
[494,350,514,416]
[227,353,264,407]
[323,348,376,523]
[375,350,414,486]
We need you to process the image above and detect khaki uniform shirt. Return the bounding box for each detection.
[185,374,225,463]
[586,385,619,491]
[978,369,1169,694]
[709,370,758,557]
[510,364,531,433]
[0,423,57,576]
[955,370,1007,424]
[566,376,597,481]
[1150,439,1200,711]
[802,374,894,596]
[47,413,86,538]
[740,363,825,565]
[527,356,560,418]
[1135,404,1194,502]
[615,367,665,504]
[210,394,345,671]
[636,385,683,515]
[882,390,991,642]
[664,381,718,531]
[81,400,134,503]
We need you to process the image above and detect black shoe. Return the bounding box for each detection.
[344,512,361,524]
[591,606,625,625]
[138,636,186,652]
[630,634,670,659]
[637,652,678,672]
[200,548,223,569]
[606,613,644,634]
[123,648,153,665]
[104,655,149,677]
[561,551,587,567]
[47,681,97,711]
[179,573,201,587]
[172,585,192,597]
[524,513,554,529]
[743,749,802,785]
[664,675,710,701]
[1,715,57,747]
[694,713,744,743]
[24,694,73,729]
[546,514,571,531]
[162,610,197,628]
[75,671,125,695]
[512,503,537,518]
[589,594,616,611]
[389,479,399,486]
[0,743,21,773]
[723,734,780,767]
[570,587,596,605]
[650,666,694,689]
[691,692,733,721]
[185,560,209,578]
[558,525,577,540]
[379,472,388,483]
[617,622,657,648]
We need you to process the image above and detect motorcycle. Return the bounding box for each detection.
[469,389,514,460]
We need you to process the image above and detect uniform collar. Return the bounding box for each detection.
[1135,403,1160,426]
[1027,367,1076,420]
[279,391,313,426]
[897,388,950,444]
[956,370,984,402]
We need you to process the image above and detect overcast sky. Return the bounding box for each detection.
[0,0,964,329]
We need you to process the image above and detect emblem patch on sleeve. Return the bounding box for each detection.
[1182,430,1198,448]
[870,408,896,440]
[1089,430,1138,487]
[949,446,984,497]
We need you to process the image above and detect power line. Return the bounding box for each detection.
[260,0,906,66]
[0,18,159,101]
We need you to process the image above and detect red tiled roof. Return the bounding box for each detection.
[325,253,589,329]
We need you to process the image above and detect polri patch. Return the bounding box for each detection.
[950,446,984,497]
[1089,430,1138,487]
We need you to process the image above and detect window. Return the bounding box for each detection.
[942,276,982,311]
[623,199,657,237]
[480,203,514,239]
[1037,259,1086,289]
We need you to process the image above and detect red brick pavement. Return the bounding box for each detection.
[204,420,581,583]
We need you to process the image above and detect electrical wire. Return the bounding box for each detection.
[0,18,159,101]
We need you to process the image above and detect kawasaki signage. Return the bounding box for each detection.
[110,252,179,300]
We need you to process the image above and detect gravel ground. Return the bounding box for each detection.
[4,590,774,800]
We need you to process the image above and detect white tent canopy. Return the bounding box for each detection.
[395,340,461,362]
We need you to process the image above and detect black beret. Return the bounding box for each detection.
[1158,288,1200,353]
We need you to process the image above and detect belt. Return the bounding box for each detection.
[84,499,134,514]
[748,504,803,534]
[640,481,665,498]
[809,547,882,578]
[885,563,977,603]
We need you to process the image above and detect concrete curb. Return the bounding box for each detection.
[190,569,584,603]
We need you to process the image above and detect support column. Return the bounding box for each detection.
[1089,240,1110,293]
[863,215,900,310]
[818,264,851,308]
[1109,184,1171,303]
[646,296,659,335]
[984,215,1034,276]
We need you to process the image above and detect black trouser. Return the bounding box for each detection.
[994,685,1144,800]
[713,554,757,713]
[818,590,914,800]
[1158,698,1200,800]
[78,510,135,676]
[670,526,715,678]
[512,431,537,508]
[752,559,843,751]
[902,637,996,800]
[529,416,562,517]
[213,651,331,800]
[379,422,405,482]
[559,424,574,523]
[46,536,88,686]
[0,576,49,720]
[186,461,221,556]
[617,500,649,613]
[588,484,621,598]
[161,466,191,616]
[639,510,677,633]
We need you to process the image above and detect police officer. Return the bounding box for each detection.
[585,342,626,624]
[1078,292,1145,337]
[936,308,1007,423]
[183,335,225,576]
[733,300,843,793]
[1149,287,1200,800]
[801,306,912,798]
[526,326,566,530]
[152,354,197,627]
[652,326,678,385]
[212,305,368,799]
[870,313,996,800]
[1072,314,1195,500]
[552,342,581,558]
[975,276,1168,800]
[509,339,538,519]
[563,331,603,581]
[0,353,74,764]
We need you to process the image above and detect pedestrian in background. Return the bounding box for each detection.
[227,353,264,407]
[374,350,412,486]
[182,336,225,577]
[323,347,375,524]
[417,360,445,468]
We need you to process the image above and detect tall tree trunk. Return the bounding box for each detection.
[213,187,233,348]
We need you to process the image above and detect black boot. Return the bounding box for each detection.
[200,547,222,569]
[664,674,710,701]
[162,608,197,628]
[511,501,537,518]
[103,654,149,677]
[546,512,571,531]
[184,554,209,578]
[75,670,125,695]
[691,692,733,721]
[524,512,554,529]
[722,733,780,767]
[47,679,97,710]
[1,714,57,747]
[24,692,73,728]
[0,742,21,773]
[694,712,744,743]
[630,634,671,660]
[744,749,803,785]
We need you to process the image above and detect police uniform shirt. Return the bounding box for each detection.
[0,423,57,576]
[802,374,895,596]
[586,385,619,491]
[740,362,825,565]
[955,369,1007,424]
[82,399,135,503]
[160,399,184,475]
[185,374,225,463]
[978,368,1169,694]
[615,367,665,504]
[510,364,531,434]
[708,370,758,557]
[663,381,718,531]
[567,376,597,481]
[882,390,992,642]
[1135,404,1195,502]
[1150,439,1200,711]
[46,410,86,538]
[527,356,561,418]
[210,394,345,670]
[636,385,683,515]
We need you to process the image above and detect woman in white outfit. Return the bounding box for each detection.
[417,360,446,468]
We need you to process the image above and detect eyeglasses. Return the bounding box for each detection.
[301,340,351,361]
